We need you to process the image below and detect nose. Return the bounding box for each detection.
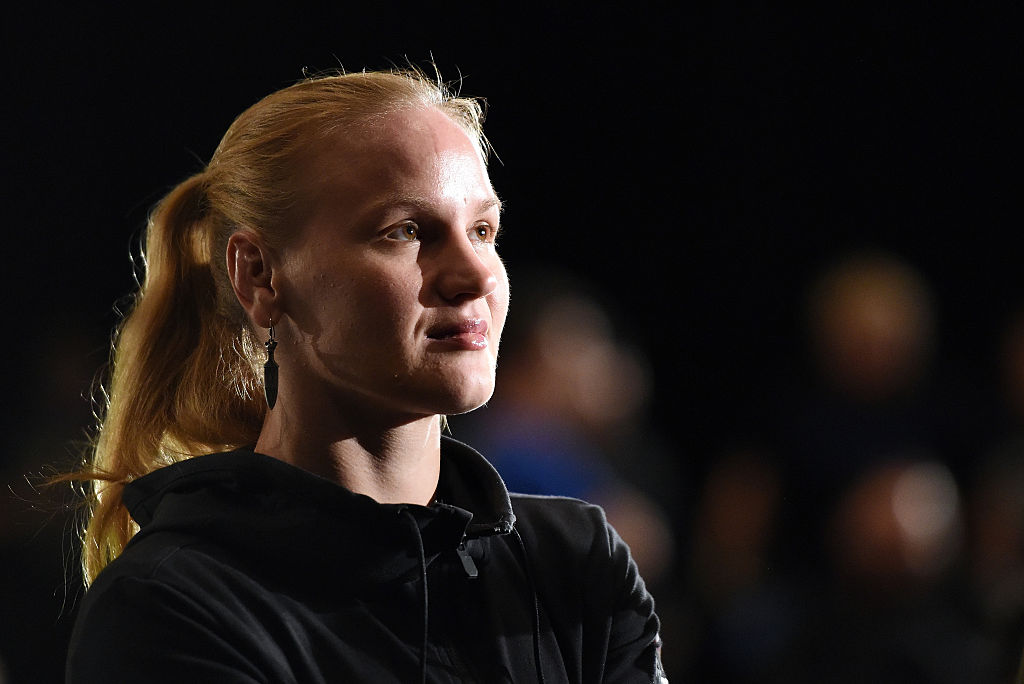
[433,232,499,303]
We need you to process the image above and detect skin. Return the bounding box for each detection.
[226,105,509,505]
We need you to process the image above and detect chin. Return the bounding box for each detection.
[443,398,490,417]
[393,362,496,417]
[431,377,495,416]
[437,387,495,416]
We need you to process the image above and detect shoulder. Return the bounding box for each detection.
[68,537,276,683]
[508,493,637,602]
[74,526,271,635]
[71,532,224,643]
[509,493,619,557]
[82,529,230,601]
[509,492,603,522]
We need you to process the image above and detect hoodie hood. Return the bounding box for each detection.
[120,436,516,595]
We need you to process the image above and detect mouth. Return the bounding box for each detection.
[426,318,489,349]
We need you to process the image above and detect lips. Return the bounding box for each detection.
[426,318,489,349]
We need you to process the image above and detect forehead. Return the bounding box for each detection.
[374,105,484,157]
[301,106,493,208]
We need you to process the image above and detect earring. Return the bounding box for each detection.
[264,319,279,409]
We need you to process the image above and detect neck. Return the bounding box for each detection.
[255,399,442,506]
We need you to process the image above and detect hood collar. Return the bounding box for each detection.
[120,436,515,590]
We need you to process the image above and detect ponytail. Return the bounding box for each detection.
[75,174,264,585]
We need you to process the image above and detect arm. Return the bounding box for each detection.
[513,496,667,683]
[598,520,668,683]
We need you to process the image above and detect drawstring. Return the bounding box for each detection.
[513,528,546,684]
[400,508,543,683]
[402,509,429,684]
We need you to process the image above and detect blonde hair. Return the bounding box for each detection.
[68,68,487,586]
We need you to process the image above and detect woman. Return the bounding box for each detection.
[65,68,665,683]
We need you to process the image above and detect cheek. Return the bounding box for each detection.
[337,272,421,340]
[490,265,511,339]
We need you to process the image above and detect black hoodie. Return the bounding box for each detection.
[66,436,665,683]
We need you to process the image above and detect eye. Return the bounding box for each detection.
[386,222,419,241]
[471,223,498,244]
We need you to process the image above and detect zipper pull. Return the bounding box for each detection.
[456,543,479,579]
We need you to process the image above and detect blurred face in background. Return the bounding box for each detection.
[809,255,934,401]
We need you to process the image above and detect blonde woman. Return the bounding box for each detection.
[65,69,665,683]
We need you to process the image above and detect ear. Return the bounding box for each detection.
[226,230,277,328]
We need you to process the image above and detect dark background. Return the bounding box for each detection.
[1,4,1021,683]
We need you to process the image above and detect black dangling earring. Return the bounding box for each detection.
[264,319,279,409]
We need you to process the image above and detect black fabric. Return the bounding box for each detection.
[66,436,662,683]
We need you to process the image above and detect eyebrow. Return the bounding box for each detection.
[374,195,504,215]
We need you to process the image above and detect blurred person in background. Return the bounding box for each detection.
[689,250,997,682]
[450,268,680,586]
[781,250,970,577]
[964,306,1024,680]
